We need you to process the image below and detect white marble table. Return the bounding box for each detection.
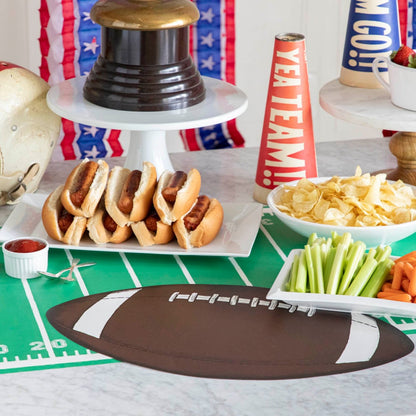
[1,137,414,416]
[320,79,416,131]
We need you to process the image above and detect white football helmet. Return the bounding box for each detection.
[0,62,61,205]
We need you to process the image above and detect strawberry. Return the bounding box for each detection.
[391,45,416,66]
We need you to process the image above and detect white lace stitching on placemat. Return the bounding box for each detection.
[168,291,316,317]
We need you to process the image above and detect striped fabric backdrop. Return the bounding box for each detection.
[38,0,244,161]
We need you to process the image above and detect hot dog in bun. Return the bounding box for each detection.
[105,162,157,227]
[131,208,174,247]
[87,201,132,244]
[42,185,87,245]
[153,169,201,225]
[61,158,109,218]
[172,195,223,248]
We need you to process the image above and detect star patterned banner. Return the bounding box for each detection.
[180,0,245,150]
[39,0,244,160]
[39,0,123,161]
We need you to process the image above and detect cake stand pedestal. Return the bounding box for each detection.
[319,79,416,185]
[47,76,248,174]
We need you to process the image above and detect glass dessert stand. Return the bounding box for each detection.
[47,76,248,174]
[320,79,416,185]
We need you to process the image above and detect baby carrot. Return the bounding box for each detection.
[403,262,415,280]
[407,267,416,297]
[402,279,410,293]
[382,286,408,294]
[377,292,412,302]
[391,262,405,290]
[394,251,416,263]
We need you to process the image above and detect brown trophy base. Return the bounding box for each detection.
[373,131,416,186]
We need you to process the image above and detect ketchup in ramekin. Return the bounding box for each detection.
[2,237,49,279]
[5,238,46,253]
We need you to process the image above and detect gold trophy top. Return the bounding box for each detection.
[91,0,200,30]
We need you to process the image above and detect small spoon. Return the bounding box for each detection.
[38,260,96,281]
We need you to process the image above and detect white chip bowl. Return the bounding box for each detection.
[267,177,416,247]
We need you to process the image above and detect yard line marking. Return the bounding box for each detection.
[0,352,112,370]
[174,255,195,284]
[228,257,253,286]
[65,249,89,296]
[21,279,55,359]
[119,252,142,287]
[260,224,287,262]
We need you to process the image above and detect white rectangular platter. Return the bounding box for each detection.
[0,193,263,257]
[267,249,416,318]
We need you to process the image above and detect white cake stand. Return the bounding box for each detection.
[47,76,248,174]
[320,79,416,185]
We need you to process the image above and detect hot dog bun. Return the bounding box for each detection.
[172,197,224,248]
[153,168,201,225]
[42,185,87,246]
[87,201,132,244]
[61,158,109,218]
[131,218,174,247]
[105,162,157,227]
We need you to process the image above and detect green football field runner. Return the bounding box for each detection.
[0,207,415,374]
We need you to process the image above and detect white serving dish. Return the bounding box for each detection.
[267,177,416,247]
[267,249,416,318]
[0,193,262,257]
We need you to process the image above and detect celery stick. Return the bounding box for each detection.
[304,245,316,293]
[360,258,394,298]
[288,254,300,292]
[339,232,352,250]
[313,237,326,247]
[311,244,325,294]
[326,243,348,295]
[345,235,360,264]
[325,237,333,250]
[337,241,366,295]
[307,233,318,246]
[365,248,376,262]
[374,245,384,261]
[331,231,340,246]
[344,255,378,297]
[320,242,329,270]
[340,232,351,243]
[323,246,336,290]
[353,252,366,278]
[375,245,392,262]
[295,250,307,293]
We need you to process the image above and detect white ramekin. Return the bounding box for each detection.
[2,237,49,279]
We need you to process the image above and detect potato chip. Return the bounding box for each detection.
[392,208,416,224]
[312,199,331,220]
[272,167,416,227]
[323,208,344,222]
[292,189,320,213]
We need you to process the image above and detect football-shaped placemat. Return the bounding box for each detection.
[46,284,414,380]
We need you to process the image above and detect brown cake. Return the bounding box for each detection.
[83,0,206,112]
